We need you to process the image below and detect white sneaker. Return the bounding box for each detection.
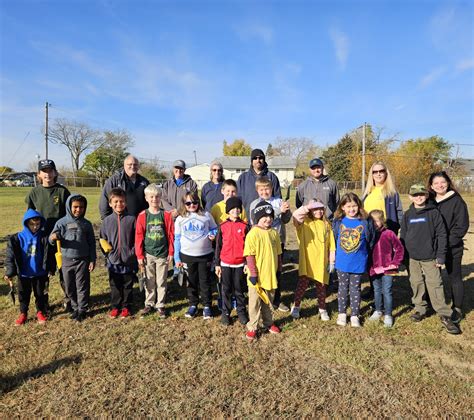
[369,311,383,321]
[290,305,300,319]
[384,315,393,328]
[350,316,361,328]
[319,309,330,322]
[336,313,347,326]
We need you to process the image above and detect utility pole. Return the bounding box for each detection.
[361,122,366,192]
[193,150,197,166]
[45,102,50,159]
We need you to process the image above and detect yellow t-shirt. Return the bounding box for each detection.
[297,218,335,284]
[211,200,248,224]
[364,186,386,217]
[243,226,282,291]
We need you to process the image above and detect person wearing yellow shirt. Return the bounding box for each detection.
[210,179,248,224]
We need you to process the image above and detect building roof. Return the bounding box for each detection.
[214,156,296,170]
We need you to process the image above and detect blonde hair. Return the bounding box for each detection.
[209,161,225,182]
[144,183,162,197]
[368,209,386,228]
[255,176,272,189]
[363,161,397,198]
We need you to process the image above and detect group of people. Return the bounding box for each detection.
[4,150,469,339]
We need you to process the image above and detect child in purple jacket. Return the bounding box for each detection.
[368,210,404,327]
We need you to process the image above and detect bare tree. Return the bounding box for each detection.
[273,137,322,177]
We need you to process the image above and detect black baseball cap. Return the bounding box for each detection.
[38,159,56,171]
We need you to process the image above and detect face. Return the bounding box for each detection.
[252,155,265,172]
[410,193,428,207]
[145,193,161,208]
[27,218,42,234]
[38,168,56,186]
[257,185,272,200]
[124,158,139,178]
[228,207,241,220]
[372,216,384,230]
[372,165,387,186]
[109,195,126,214]
[211,166,223,181]
[222,185,237,200]
[184,197,199,212]
[311,208,325,219]
[310,165,323,179]
[173,167,185,179]
[342,201,359,218]
[257,215,273,229]
[71,200,85,218]
[431,176,449,196]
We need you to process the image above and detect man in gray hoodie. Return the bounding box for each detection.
[50,194,96,321]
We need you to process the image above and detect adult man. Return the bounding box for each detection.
[161,160,198,218]
[99,155,150,219]
[295,158,339,220]
[237,149,281,216]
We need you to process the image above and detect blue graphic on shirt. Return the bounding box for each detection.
[183,219,207,242]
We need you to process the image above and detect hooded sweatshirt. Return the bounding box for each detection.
[435,191,469,248]
[400,201,447,264]
[295,175,339,220]
[50,194,97,262]
[161,174,198,212]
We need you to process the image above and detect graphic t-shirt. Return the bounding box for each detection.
[144,210,168,258]
[335,217,369,274]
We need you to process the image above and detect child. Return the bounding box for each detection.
[400,184,460,334]
[4,210,54,325]
[290,200,335,321]
[49,194,96,322]
[100,188,137,319]
[174,192,218,319]
[332,192,375,327]
[249,176,292,312]
[211,179,248,224]
[243,201,282,341]
[135,184,174,318]
[367,210,404,328]
[214,197,250,326]
[25,159,71,311]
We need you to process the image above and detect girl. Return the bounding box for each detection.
[332,193,375,327]
[290,200,335,321]
[367,210,404,328]
[174,192,218,319]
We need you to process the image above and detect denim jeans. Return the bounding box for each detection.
[371,274,393,316]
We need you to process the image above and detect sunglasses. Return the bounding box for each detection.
[372,169,386,175]
[211,169,222,172]
[185,201,199,206]
[252,156,264,160]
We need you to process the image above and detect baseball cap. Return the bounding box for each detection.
[38,159,56,171]
[309,158,324,168]
[307,200,325,210]
[173,160,186,169]
[409,184,428,195]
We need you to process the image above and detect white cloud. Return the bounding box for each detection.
[419,67,446,88]
[456,58,474,72]
[329,27,349,70]
[394,104,406,111]
[235,23,274,45]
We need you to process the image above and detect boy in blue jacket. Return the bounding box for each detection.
[4,209,54,325]
[50,194,96,322]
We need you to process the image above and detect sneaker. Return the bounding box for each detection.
[319,309,330,322]
[140,306,154,318]
[246,330,257,341]
[109,308,120,319]
[70,310,79,320]
[410,311,426,322]
[120,307,131,318]
[350,316,361,328]
[203,306,212,320]
[15,313,27,326]
[290,305,300,319]
[440,316,461,335]
[336,313,347,326]
[237,312,249,325]
[276,303,290,312]
[76,312,86,322]
[64,302,74,314]
[369,311,383,322]
[185,305,198,318]
[157,308,167,319]
[37,311,47,324]
[451,309,462,324]
[384,315,394,328]
[220,314,230,326]
[268,324,281,334]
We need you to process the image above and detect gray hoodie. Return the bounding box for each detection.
[295,175,339,220]
[50,194,97,262]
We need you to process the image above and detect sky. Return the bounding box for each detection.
[1,0,473,171]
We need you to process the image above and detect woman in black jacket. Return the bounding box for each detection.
[428,171,469,323]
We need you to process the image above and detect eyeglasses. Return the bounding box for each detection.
[185,201,199,206]
[211,169,222,172]
[372,169,386,175]
[252,156,264,160]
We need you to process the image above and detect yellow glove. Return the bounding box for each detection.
[99,238,112,254]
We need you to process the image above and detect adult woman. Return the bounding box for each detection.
[428,171,469,323]
[363,161,403,233]
[201,161,225,212]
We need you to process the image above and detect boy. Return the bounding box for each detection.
[244,201,282,341]
[135,184,174,318]
[26,159,71,311]
[211,179,248,224]
[100,188,137,319]
[4,209,54,325]
[49,194,96,322]
[400,184,460,335]
[249,176,292,312]
[214,197,250,326]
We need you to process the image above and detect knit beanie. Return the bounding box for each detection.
[251,149,265,160]
[253,201,274,223]
[225,197,243,214]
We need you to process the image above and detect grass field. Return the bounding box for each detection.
[0,187,473,416]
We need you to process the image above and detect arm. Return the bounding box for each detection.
[295,185,303,208]
[25,190,36,210]
[4,236,17,279]
[134,212,146,262]
[99,179,112,220]
[271,173,282,199]
[245,254,258,285]
[449,198,469,246]
[201,183,208,211]
[433,211,448,265]
[49,220,62,244]
[214,225,223,268]
[164,211,175,259]
[161,181,174,212]
[395,192,403,225]
[292,205,309,226]
[390,232,405,267]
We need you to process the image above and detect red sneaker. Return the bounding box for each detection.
[268,324,281,334]
[120,307,131,318]
[246,330,257,341]
[15,313,27,326]
[109,308,120,319]
[37,311,47,324]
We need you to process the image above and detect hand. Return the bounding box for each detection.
[89,262,95,272]
[249,276,258,286]
[243,265,249,275]
[167,255,173,264]
[49,232,59,241]
[435,263,443,268]
[176,261,184,268]
[387,264,398,271]
[4,275,12,286]
[328,263,335,273]
[280,201,290,213]
[171,209,179,218]
[208,234,216,241]
[138,258,146,267]
[215,266,222,278]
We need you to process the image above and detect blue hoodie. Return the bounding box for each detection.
[18,209,48,277]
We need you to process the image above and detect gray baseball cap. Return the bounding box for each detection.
[173,159,186,169]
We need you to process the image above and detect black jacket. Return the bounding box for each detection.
[435,192,469,248]
[400,201,447,264]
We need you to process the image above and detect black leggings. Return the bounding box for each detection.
[181,253,213,307]
[445,245,464,310]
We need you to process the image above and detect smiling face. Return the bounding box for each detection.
[145,192,161,210]
[211,165,223,182]
[311,207,325,220]
[124,157,139,178]
[257,215,273,229]
[109,195,126,214]
[342,200,359,219]
[310,165,323,180]
[173,166,185,180]
[371,164,387,186]
[431,176,449,197]
[38,168,56,187]
[256,184,272,200]
[70,200,86,218]
[228,207,241,221]
[410,193,428,208]
[252,155,265,173]
[222,185,237,201]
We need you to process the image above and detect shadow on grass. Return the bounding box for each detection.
[0,355,82,394]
